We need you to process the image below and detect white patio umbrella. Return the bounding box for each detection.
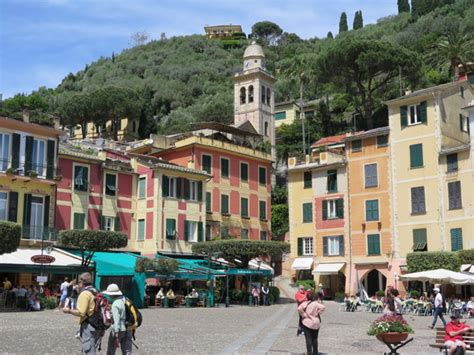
[399,268,474,285]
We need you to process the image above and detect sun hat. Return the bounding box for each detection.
[433,287,440,292]
[103,283,123,296]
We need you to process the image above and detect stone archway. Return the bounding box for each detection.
[362,269,387,297]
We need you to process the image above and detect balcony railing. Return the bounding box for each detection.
[0,159,61,180]
[21,225,58,241]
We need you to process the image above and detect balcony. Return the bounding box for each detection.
[21,225,58,241]
[288,150,346,170]
[0,159,61,182]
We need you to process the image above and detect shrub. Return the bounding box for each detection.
[334,291,345,302]
[406,251,460,273]
[410,290,420,298]
[268,286,280,304]
[135,257,178,274]
[458,249,474,265]
[367,314,414,336]
[296,280,315,290]
[39,295,57,310]
[0,221,21,255]
[376,290,386,297]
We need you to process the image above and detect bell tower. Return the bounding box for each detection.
[233,41,276,163]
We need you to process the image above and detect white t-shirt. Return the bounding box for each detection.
[434,293,443,308]
[60,281,69,295]
[17,288,27,297]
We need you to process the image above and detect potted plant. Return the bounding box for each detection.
[5,167,15,175]
[28,170,38,178]
[368,314,414,344]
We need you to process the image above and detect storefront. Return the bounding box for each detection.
[312,262,345,297]
[291,258,314,280]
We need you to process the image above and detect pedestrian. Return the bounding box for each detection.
[430,287,447,329]
[298,291,325,355]
[261,284,270,306]
[251,285,260,306]
[67,279,79,310]
[63,272,100,354]
[103,284,133,355]
[391,289,403,315]
[295,285,308,336]
[444,313,474,355]
[58,277,69,310]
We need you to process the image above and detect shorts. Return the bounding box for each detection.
[60,294,68,302]
[444,340,465,347]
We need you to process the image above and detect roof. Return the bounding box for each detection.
[0,116,65,137]
[311,133,347,148]
[204,24,242,31]
[191,122,262,138]
[130,153,211,178]
[345,127,389,142]
[243,41,265,58]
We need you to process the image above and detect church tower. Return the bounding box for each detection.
[233,41,276,163]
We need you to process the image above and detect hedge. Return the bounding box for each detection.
[0,221,21,255]
[406,251,460,273]
[458,249,474,265]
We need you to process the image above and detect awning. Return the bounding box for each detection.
[399,268,474,285]
[249,258,274,274]
[312,262,345,275]
[89,251,141,276]
[291,258,313,270]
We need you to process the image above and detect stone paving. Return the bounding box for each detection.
[0,291,465,354]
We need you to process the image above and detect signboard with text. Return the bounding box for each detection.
[31,255,56,264]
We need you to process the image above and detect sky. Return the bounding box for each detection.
[0,0,397,99]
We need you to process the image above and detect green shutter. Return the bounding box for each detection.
[400,106,408,128]
[259,167,267,185]
[368,234,380,255]
[304,171,312,189]
[11,134,20,170]
[184,221,189,241]
[302,203,312,223]
[241,198,248,217]
[166,219,176,239]
[8,191,18,223]
[323,237,328,256]
[184,179,190,200]
[259,200,266,220]
[460,114,464,132]
[221,194,228,214]
[73,213,79,229]
[197,181,203,202]
[221,159,229,177]
[413,229,427,251]
[114,216,120,231]
[24,136,33,173]
[206,192,211,212]
[322,200,328,220]
[297,238,303,256]
[175,177,182,198]
[46,139,55,179]
[366,200,379,221]
[419,101,427,124]
[137,219,145,241]
[139,178,146,199]
[198,221,203,242]
[23,193,32,225]
[43,195,50,227]
[100,215,105,230]
[339,236,345,256]
[74,213,85,229]
[410,144,423,168]
[162,175,169,197]
[336,199,344,218]
[451,228,463,252]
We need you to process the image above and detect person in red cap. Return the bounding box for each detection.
[295,285,308,336]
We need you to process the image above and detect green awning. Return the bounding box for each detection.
[92,251,140,276]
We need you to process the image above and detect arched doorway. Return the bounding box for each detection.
[362,269,387,297]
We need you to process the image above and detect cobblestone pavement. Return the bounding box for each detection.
[0,296,461,354]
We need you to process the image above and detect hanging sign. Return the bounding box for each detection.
[31,255,55,264]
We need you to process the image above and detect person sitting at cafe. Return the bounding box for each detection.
[467,297,474,317]
[166,288,175,299]
[187,289,199,298]
[445,313,474,355]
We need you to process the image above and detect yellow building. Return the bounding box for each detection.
[70,117,139,141]
[204,25,244,39]
[273,100,319,128]
[386,80,474,274]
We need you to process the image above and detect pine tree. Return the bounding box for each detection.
[327,31,334,39]
[397,0,410,13]
[339,12,348,33]
[353,11,364,30]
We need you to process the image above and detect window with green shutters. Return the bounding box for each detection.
[322,199,343,220]
[413,228,427,251]
[304,171,312,189]
[451,228,463,252]
[137,219,145,241]
[166,218,176,240]
[448,181,462,210]
[260,231,267,241]
[352,139,362,152]
[73,213,85,229]
[221,226,229,239]
[367,234,381,255]
[447,153,458,173]
[327,170,337,192]
[410,144,424,168]
[221,194,229,215]
[365,200,379,221]
[138,177,146,199]
[259,200,267,220]
[206,192,212,212]
[401,101,427,127]
[105,173,117,196]
[114,216,120,231]
[202,154,212,174]
[377,135,388,147]
[241,228,249,239]
[364,164,378,188]
[221,158,229,178]
[74,165,89,192]
[302,203,313,223]
[274,111,286,120]
[411,186,426,214]
[323,236,344,256]
[240,162,248,182]
[241,197,249,218]
[259,167,266,185]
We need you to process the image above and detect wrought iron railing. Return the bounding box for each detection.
[21,225,58,241]
[0,159,61,180]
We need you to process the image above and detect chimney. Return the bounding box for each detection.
[22,107,30,123]
[52,114,61,130]
[404,89,412,96]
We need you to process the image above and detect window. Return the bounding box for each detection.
[367,234,381,255]
[451,228,463,252]
[297,237,313,256]
[206,192,212,212]
[259,200,267,220]
[185,221,199,242]
[411,186,426,214]
[409,144,423,168]
[105,173,117,196]
[221,226,229,239]
[448,181,462,210]
[447,153,458,173]
[409,104,422,125]
[274,112,286,120]
[221,158,229,178]
[248,85,254,103]
[400,102,427,128]
[327,169,337,192]
[137,219,145,241]
[365,200,379,221]
[261,85,266,103]
[103,216,114,231]
[260,231,267,241]
[241,197,249,218]
[32,139,46,176]
[460,114,469,133]
[0,133,10,171]
[74,166,89,192]
[221,194,229,215]
[73,213,85,229]
[0,192,7,220]
[240,162,248,182]
[166,218,176,240]
[302,203,312,223]
[323,236,344,256]
[162,176,177,198]
[241,228,249,239]
[303,171,312,189]
[264,122,269,137]
[202,154,212,174]
[205,224,212,241]
[259,167,267,185]
[413,228,427,251]
[352,139,362,152]
[240,87,246,104]
[377,135,388,147]
[304,111,314,118]
[266,88,271,105]
[138,177,146,199]
[189,180,199,201]
[460,86,464,98]
[364,164,378,188]
[322,199,343,220]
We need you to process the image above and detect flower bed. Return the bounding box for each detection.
[367,314,414,336]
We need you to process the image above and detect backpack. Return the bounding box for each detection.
[84,287,112,332]
[124,297,142,330]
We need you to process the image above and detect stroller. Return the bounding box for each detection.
[450,300,464,318]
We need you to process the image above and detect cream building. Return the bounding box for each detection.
[71,117,139,142]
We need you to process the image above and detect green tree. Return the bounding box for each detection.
[317,38,422,129]
[327,31,334,39]
[339,12,348,33]
[191,240,290,268]
[60,92,93,139]
[271,204,288,240]
[353,11,364,30]
[0,221,21,255]
[58,230,128,267]
[251,21,283,46]
[397,0,410,13]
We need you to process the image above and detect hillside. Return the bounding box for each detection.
[1,0,473,156]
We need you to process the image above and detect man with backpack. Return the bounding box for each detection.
[63,272,101,354]
[103,283,134,355]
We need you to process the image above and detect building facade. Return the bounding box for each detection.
[70,117,139,142]
[273,100,319,128]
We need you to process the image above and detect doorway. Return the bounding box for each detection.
[362,269,387,297]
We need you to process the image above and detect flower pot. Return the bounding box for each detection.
[376,332,409,344]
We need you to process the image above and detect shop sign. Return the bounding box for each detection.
[36,276,48,283]
[31,255,56,264]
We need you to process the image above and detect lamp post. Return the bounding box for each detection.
[225,271,229,308]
